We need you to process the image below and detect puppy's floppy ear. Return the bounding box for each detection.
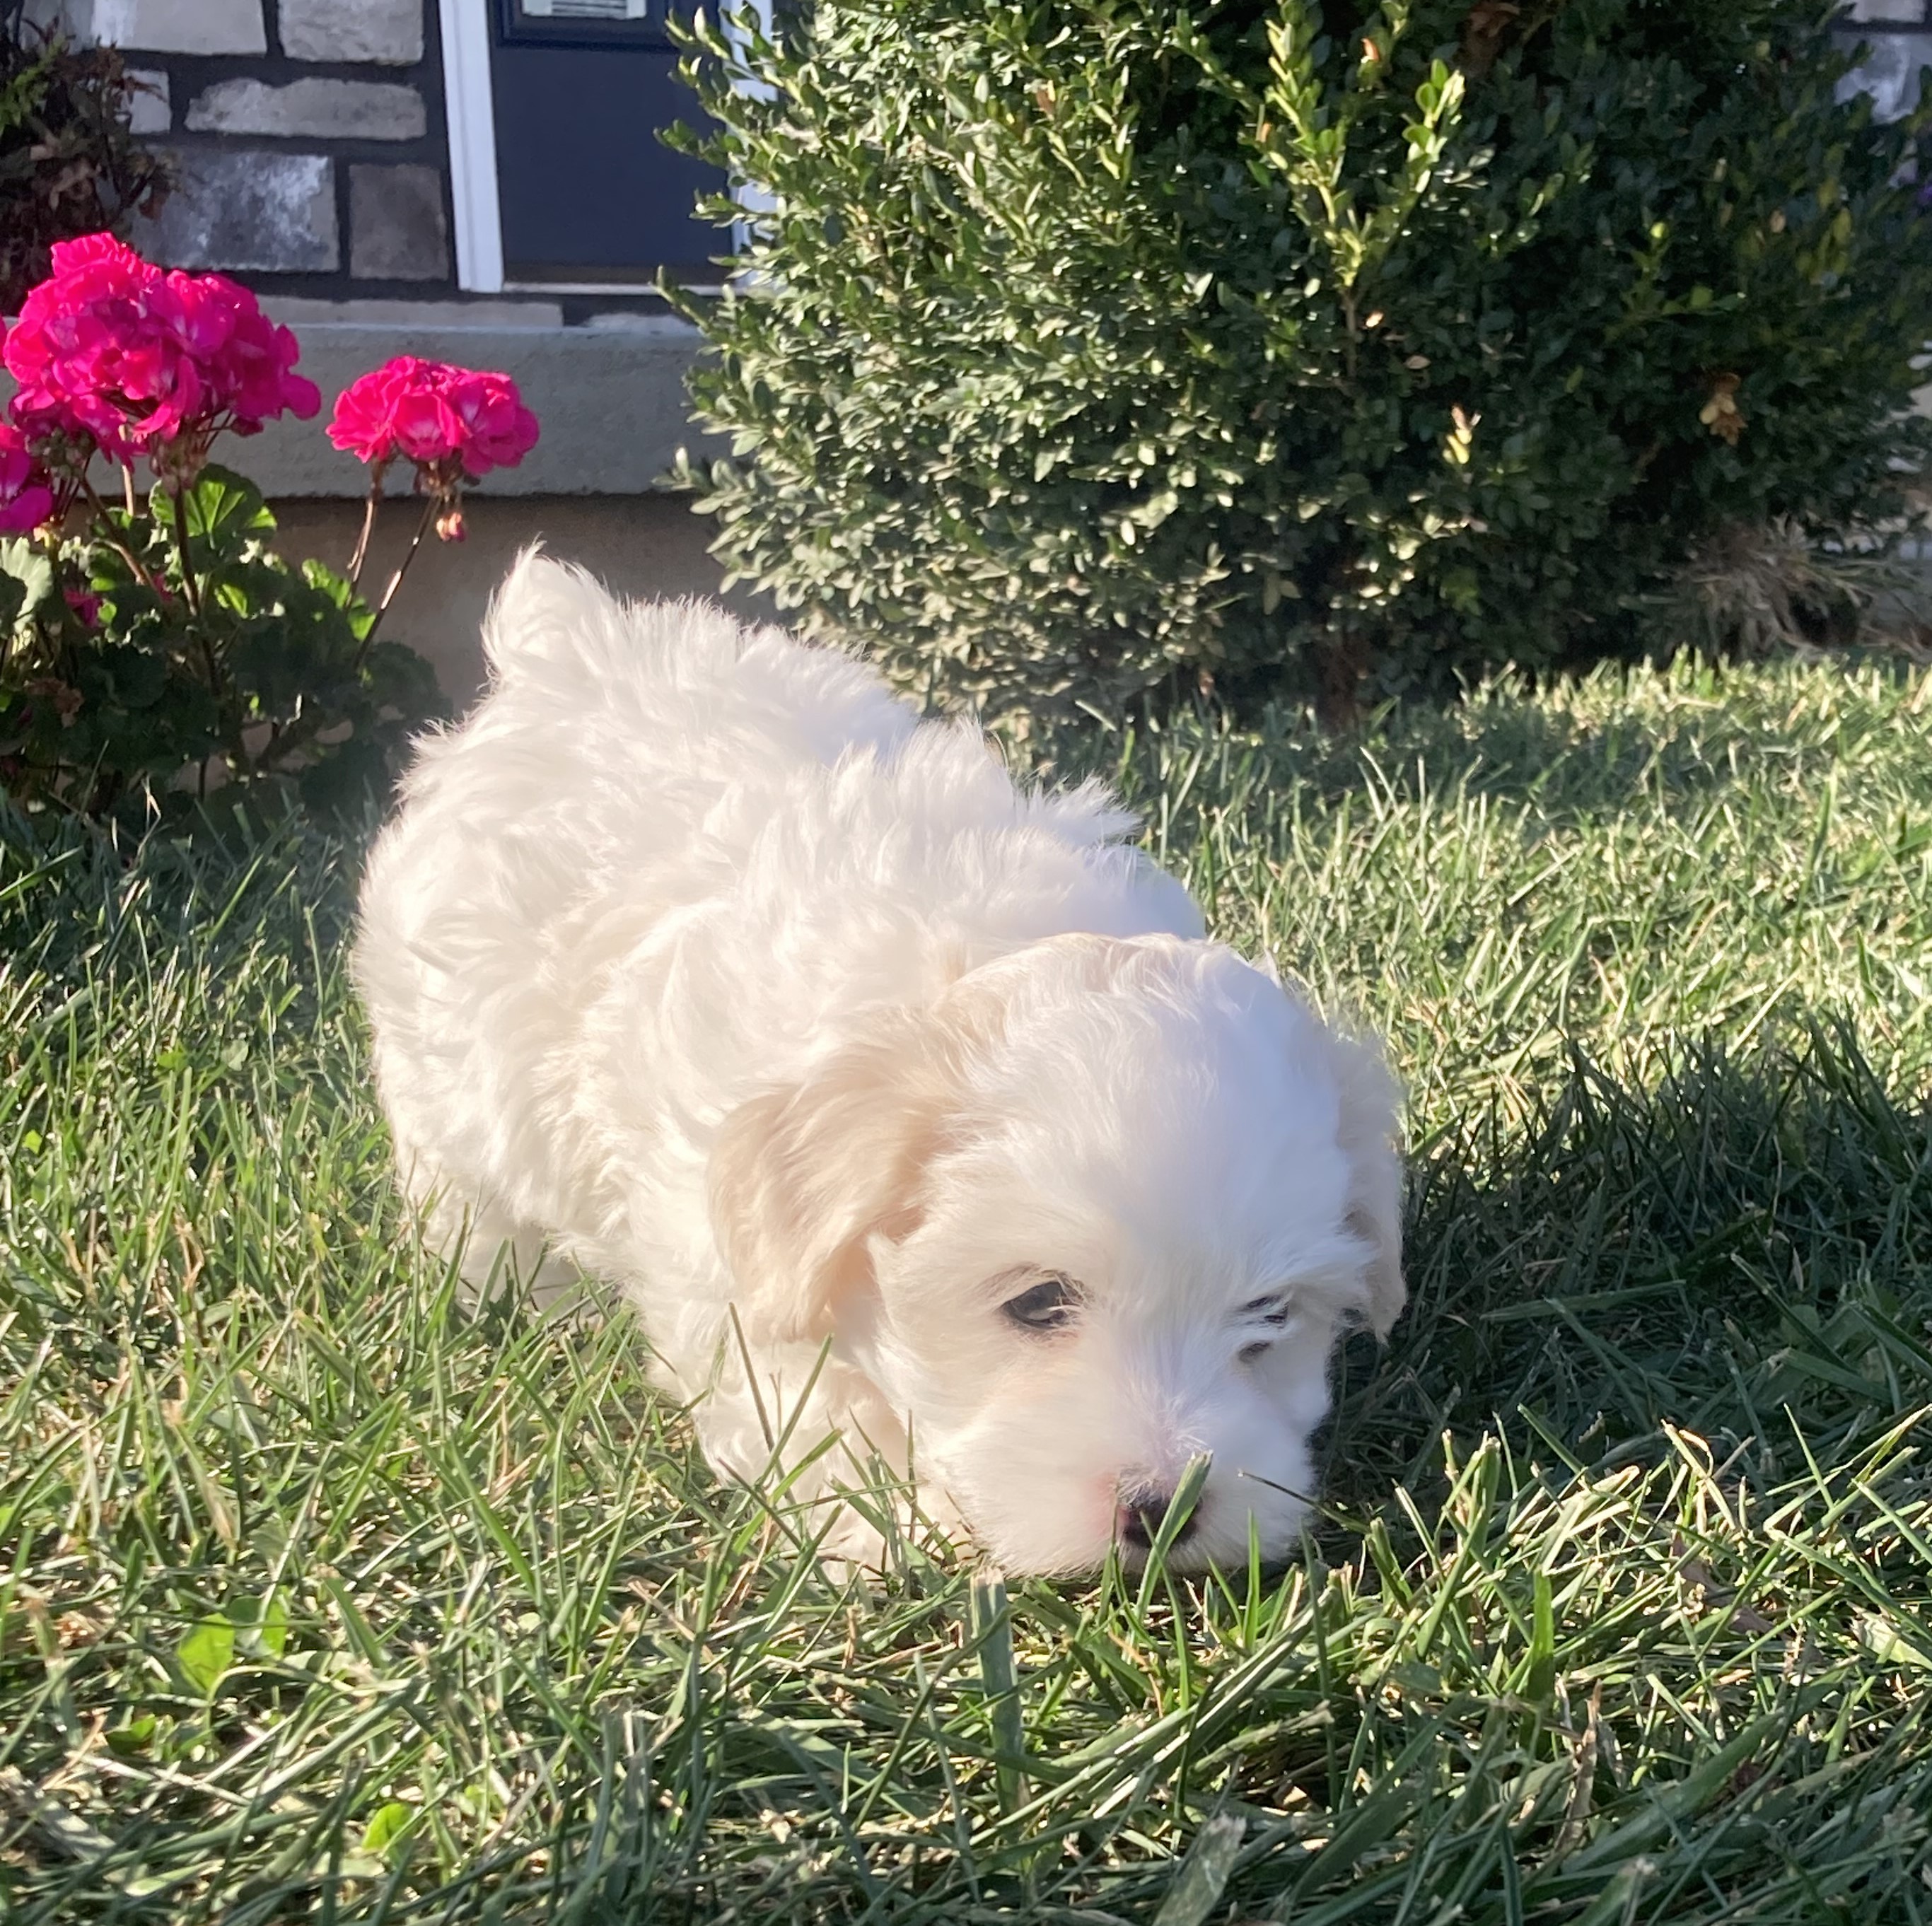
[707,1008,979,1346]
[1325,1027,1407,1338]
[479,549,629,686]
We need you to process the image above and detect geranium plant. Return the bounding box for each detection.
[330,355,540,604]
[0,236,539,819]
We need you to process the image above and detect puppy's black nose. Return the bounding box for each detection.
[1117,1484,1198,1551]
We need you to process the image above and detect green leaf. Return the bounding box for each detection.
[301,557,378,640]
[175,1615,235,1695]
[364,638,445,713]
[359,1801,419,1861]
[95,642,168,712]
[1855,1611,1932,1670]
[969,1571,1025,1814]
[0,536,54,646]
[231,1589,289,1658]
[173,464,276,548]
[105,1715,158,1758]
[1524,1568,1556,1703]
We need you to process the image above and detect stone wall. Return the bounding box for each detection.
[56,1,1932,302]
[30,0,718,516]
[71,0,459,295]
[42,4,1932,294]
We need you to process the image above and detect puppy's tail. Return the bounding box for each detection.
[481,547,628,685]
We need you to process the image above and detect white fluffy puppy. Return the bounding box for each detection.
[354,556,1404,1575]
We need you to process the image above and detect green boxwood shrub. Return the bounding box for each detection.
[675,0,1932,719]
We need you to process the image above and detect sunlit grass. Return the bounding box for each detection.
[4,652,1932,1922]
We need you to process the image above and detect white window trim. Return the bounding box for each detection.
[440,0,769,298]
[441,0,507,294]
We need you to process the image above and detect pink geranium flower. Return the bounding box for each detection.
[327,356,410,467]
[329,356,540,479]
[390,378,466,467]
[330,356,539,546]
[0,424,57,535]
[2,233,320,477]
[175,272,322,436]
[442,368,541,476]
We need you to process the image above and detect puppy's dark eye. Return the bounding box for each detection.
[1240,1295,1291,1326]
[1002,1275,1080,1333]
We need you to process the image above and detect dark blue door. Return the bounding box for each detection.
[489,0,726,285]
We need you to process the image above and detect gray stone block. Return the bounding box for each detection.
[92,0,267,54]
[187,77,426,140]
[137,148,339,272]
[125,67,170,134]
[349,164,449,281]
[1844,1,1927,21]
[279,0,423,64]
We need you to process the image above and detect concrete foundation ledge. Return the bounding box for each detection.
[244,309,726,497]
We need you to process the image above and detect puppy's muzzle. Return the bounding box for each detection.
[1116,1482,1199,1553]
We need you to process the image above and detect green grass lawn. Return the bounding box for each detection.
[6,655,1932,1923]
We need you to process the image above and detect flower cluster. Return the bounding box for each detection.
[330,356,540,542]
[2,234,320,478]
[0,234,540,819]
[329,358,540,477]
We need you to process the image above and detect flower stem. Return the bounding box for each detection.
[167,484,202,621]
[357,494,437,667]
[168,482,246,777]
[347,465,388,590]
[76,475,162,597]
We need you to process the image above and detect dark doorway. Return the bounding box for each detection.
[488,0,726,286]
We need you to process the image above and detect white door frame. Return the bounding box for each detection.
[438,0,767,298]
[439,0,506,293]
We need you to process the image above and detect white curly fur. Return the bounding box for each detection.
[354,555,1404,1573]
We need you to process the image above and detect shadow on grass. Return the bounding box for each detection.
[1051,649,1932,835]
[1325,1020,1932,1522]
[8,804,1928,1534]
